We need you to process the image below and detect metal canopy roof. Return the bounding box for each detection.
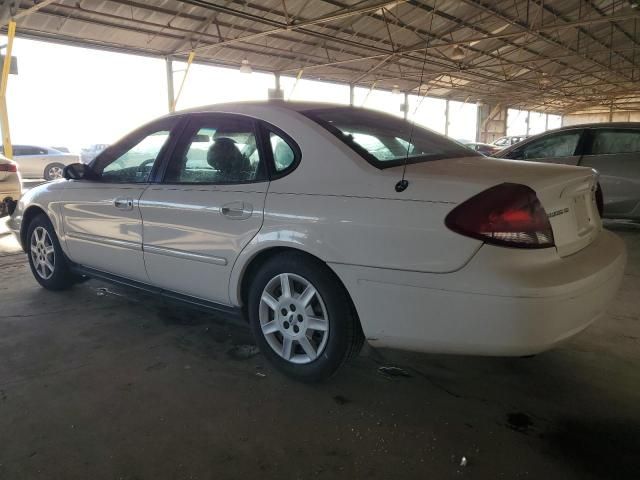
[6,0,640,114]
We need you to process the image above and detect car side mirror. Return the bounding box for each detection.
[63,162,96,181]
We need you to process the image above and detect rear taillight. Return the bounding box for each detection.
[445,183,555,249]
[0,163,17,172]
[595,182,604,218]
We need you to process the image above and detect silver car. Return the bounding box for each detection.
[498,123,640,221]
[492,135,529,148]
[1,145,80,180]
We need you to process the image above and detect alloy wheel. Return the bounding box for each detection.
[48,166,64,179]
[30,226,55,280]
[259,273,329,364]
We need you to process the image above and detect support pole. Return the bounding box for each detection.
[609,100,614,122]
[0,20,16,159]
[349,84,354,106]
[475,103,482,142]
[268,73,284,100]
[165,56,175,113]
[444,99,450,137]
[173,51,196,111]
[403,92,408,120]
[288,69,304,100]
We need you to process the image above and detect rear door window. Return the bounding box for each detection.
[509,131,582,160]
[588,129,640,155]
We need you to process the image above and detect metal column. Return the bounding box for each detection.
[165,56,175,113]
[0,20,16,159]
[173,51,196,111]
[268,73,285,100]
[444,99,450,137]
[403,92,408,120]
[349,84,354,106]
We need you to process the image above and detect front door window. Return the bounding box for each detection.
[92,118,179,183]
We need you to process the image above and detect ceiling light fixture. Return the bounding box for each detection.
[451,45,466,61]
[392,85,401,95]
[239,59,252,74]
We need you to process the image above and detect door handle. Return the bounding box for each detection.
[114,197,134,210]
[221,201,253,220]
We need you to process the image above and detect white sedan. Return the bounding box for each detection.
[5,145,80,180]
[8,102,626,381]
[0,155,21,217]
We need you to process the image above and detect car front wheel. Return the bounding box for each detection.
[27,214,76,290]
[248,252,363,382]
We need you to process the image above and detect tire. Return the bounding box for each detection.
[26,214,76,290]
[248,252,363,382]
[44,163,65,181]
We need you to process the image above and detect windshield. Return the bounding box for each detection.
[302,107,478,168]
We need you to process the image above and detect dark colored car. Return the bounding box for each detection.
[465,142,502,156]
[497,123,640,221]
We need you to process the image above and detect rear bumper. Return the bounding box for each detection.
[331,229,626,356]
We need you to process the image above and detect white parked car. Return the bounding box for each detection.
[0,155,21,217]
[8,102,626,381]
[1,145,80,180]
[80,144,110,164]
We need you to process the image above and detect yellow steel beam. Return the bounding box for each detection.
[0,19,16,159]
[287,69,304,100]
[172,50,195,111]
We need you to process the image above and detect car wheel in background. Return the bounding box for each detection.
[26,214,76,290]
[44,163,65,181]
[248,252,364,382]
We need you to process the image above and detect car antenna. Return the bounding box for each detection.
[396,9,435,193]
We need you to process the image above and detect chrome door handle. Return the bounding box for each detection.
[114,197,134,210]
[221,201,253,220]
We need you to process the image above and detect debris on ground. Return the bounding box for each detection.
[377,366,412,378]
[226,344,260,360]
[333,395,350,405]
[460,456,468,467]
[506,412,534,433]
[95,286,124,298]
[255,372,267,378]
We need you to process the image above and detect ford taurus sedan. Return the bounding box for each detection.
[9,102,626,381]
[497,123,640,221]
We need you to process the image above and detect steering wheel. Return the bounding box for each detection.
[137,158,155,172]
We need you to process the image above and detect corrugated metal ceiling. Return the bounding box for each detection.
[5,0,640,113]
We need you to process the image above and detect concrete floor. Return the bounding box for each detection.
[0,217,638,480]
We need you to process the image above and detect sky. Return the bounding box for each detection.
[2,36,559,152]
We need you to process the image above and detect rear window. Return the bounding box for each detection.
[302,107,477,168]
[590,129,640,155]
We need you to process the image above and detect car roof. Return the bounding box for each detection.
[178,100,342,113]
[552,122,640,130]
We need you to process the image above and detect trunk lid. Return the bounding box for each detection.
[396,156,601,257]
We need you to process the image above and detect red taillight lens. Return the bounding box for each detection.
[0,163,17,172]
[595,182,604,218]
[445,183,555,248]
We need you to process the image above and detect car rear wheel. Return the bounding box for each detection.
[44,163,65,181]
[27,214,76,290]
[248,252,363,382]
